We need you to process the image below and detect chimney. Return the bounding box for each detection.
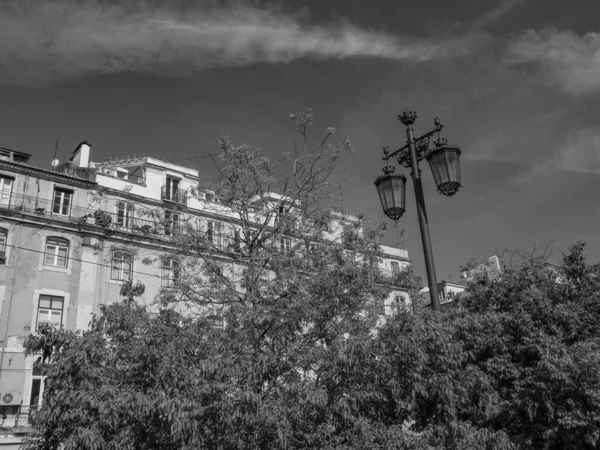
[70,141,91,167]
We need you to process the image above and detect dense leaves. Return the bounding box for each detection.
[449,242,600,449]
[23,244,600,449]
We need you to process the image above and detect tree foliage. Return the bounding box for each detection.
[450,242,600,449]
[22,110,600,449]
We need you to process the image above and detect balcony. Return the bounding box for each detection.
[0,193,187,241]
[79,209,188,239]
[0,192,89,221]
[161,186,187,205]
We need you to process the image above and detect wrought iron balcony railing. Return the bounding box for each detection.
[0,192,90,220]
[0,193,188,240]
[161,186,187,205]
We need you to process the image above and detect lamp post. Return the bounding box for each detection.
[374,109,462,312]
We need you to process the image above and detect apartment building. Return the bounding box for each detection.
[0,142,411,436]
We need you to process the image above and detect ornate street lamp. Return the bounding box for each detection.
[376,109,463,312]
[374,165,407,221]
[426,142,462,197]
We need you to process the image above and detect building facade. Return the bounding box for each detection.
[0,142,411,437]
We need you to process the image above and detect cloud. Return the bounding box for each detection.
[0,0,473,87]
[557,128,600,174]
[506,28,600,95]
[471,0,528,30]
[511,127,600,184]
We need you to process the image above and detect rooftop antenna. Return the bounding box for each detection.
[394,224,411,250]
[51,139,59,171]
[162,150,206,163]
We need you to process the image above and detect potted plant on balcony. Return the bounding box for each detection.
[93,210,112,228]
[78,213,95,225]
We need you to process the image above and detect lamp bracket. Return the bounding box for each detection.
[383,118,444,163]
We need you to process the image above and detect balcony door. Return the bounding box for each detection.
[0,176,13,207]
[165,177,180,201]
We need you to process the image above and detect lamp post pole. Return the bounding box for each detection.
[376,109,462,312]
[402,112,441,312]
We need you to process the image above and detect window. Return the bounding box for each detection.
[342,229,359,246]
[206,314,224,329]
[52,189,73,216]
[161,258,181,287]
[29,358,48,410]
[111,250,133,281]
[116,201,134,229]
[391,261,401,274]
[164,210,180,236]
[387,295,405,315]
[44,237,69,267]
[207,221,222,249]
[37,295,64,329]
[164,177,181,202]
[280,237,292,255]
[0,228,6,264]
[232,228,241,253]
[0,176,13,207]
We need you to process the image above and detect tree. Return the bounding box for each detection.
[23,110,433,449]
[449,242,600,449]
[24,111,599,449]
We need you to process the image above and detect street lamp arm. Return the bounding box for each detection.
[382,123,444,163]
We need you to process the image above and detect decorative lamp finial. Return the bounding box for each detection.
[382,164,395,174]
[399,108,417,126]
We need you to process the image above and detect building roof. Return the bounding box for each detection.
[0,147,32,158]
[0,159,97,184]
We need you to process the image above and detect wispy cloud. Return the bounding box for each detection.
[471,0,528,30]
[506,28,600,95]
[557,128,600,173]
[511,126,600,184]
[0,0,473,87]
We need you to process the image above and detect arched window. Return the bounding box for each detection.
[388,295,407,315]
[111,250,133,281]
[161,258,181,287]
[44,237,69,267]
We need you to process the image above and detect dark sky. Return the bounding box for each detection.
[1,0,600,280]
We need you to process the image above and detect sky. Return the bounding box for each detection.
[1,0,600,281]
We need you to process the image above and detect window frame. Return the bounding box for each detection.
[205,314,225,329]
[164,210,180,236]
[111,250,133,281]
[36,294,64,330]
[207,221,222,249]
[29,358,49,411]
[165,177,180,201]
[52,188,73,217]
[161,258,181,287]
[0,176,14,207]
[232,228,241,253]
[116,201,134,229]
[280,237,292,255]
[43,237,69,268]
[0,228,7,263]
